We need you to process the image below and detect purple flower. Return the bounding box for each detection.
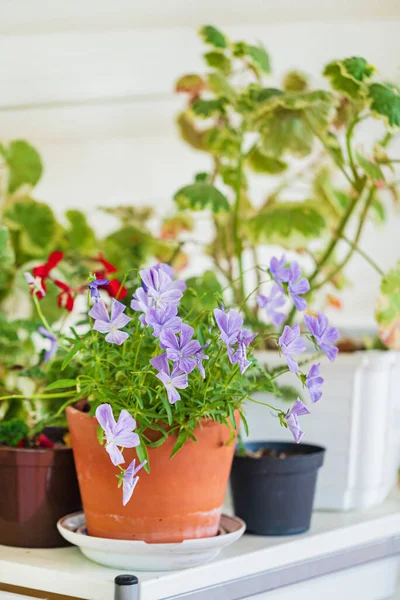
[159,324,201,374]
[306,363,324,403]
[88,278,110,301]
[95,403,140,466]
[284,398,311,443]
[194,344,210,378]
[257,284,286,326]
[230,329,257,374]
[89,299,131,345]
[214,308,243,348]
[304,312,339,362]
[131,286,152,323]
[278,323,306,373]
[122,458,147,506]
[153,263,175,280]
[139,267,185,311]
[287,262,310,311]
[150,354,188,404]
[269,255,290,284]
[146,305,182,338]
[38,327,58,362]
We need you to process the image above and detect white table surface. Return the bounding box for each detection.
[1,493,400,600]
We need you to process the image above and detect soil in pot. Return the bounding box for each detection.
[230,441,325,536]
[67,406,239,543]
[0,446,82,548]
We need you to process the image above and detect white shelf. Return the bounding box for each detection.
[1,493,400,600]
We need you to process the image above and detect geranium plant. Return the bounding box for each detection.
[173,26,400,344]
[7,259,339,505]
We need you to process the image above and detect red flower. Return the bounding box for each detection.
[54,279,75,312]
[37,434,55,449]
[33,251,64,279]
[96,253,118,274]
[94,254,127,299]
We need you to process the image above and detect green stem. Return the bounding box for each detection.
[312,187,376,292]
[346,116,360,182]
[340,234,384,277]
[233,137,246,304]
[0,392,75,402]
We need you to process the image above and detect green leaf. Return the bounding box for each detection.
[2,140,43,194]
[45,379,77,391]
[204,51,231,75]
[323,57,375,99]
[136,441,150,473]
[204,127,241,159]
[175,74,205,94]
[251,91,334,158]
[192,98,226,118]
[0,418,29,447]
[368,83,400,129]
[176,112,208,151]
[183,271,223,311]
[246,146,287,174]
[199,25,227,49]
[174,182,229,212]
[248,44,271,75]
[247,201,326,248]
[61,341,83,371]
[4,198,58,256]
[376,261,400,328]
[65,210,96,253]
[371,197,386,223]
[355,151,385,184]
[170,430,189,458]
[283,71,308,92]
[207,72,236,101]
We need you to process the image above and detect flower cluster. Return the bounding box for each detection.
[214,308,257,374]
[258,254,310,325]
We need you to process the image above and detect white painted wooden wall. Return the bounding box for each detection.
[1,1,400,329]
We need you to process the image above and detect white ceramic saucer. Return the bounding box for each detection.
[57,512,245,571]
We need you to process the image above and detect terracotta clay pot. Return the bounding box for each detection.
[66,406,239,543]
[0,446,82,548]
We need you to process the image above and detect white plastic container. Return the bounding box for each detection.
[245,351,400,510]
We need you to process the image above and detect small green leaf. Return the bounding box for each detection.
[283,71,308,92]
[247,201,326,248]
[199,25,227,49]
[248,44,271,75]
[136,441,150,473]
[175,74,205,94]
[204,51,231,75]
[368,83,400,129]
[376,261,400,329]
[355,151,385,184]
[96,424,104,445]
[176,112,208,151]
[324,57,375,99]
[191,98,226,118]
[3,140,43,193]
[207,72,236,101]
[45,379,77,391]
[170,430,188,458]
[204,127,241,159]
[159,392,173,426]
[174,182,229,212]
[61,341,83,371]
[246,146,287,174]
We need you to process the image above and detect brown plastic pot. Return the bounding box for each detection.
[66,406,239,543]
[0,446,82,548]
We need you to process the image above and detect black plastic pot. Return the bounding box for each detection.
[230,441,325,536]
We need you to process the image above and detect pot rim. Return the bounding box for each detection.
[0,445,72,454]
[235,440,326,461]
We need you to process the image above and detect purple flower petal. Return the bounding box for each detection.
[306,363,324,403]
[105,329,129,345]
[279,323,306,373]
[95,404,115,436]
[304,312,339,362]
[284,398,311,443]
[110,299,128,321]
[89,301,110,322]
[150,353,170,373]
[92,320,112,334]
[122,459,147,506]
[106,443,125,466]
[270,255,290,284]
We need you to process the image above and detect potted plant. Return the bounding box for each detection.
[172,25,400,510]
[0,318,82,548]
[21,259,339,541]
